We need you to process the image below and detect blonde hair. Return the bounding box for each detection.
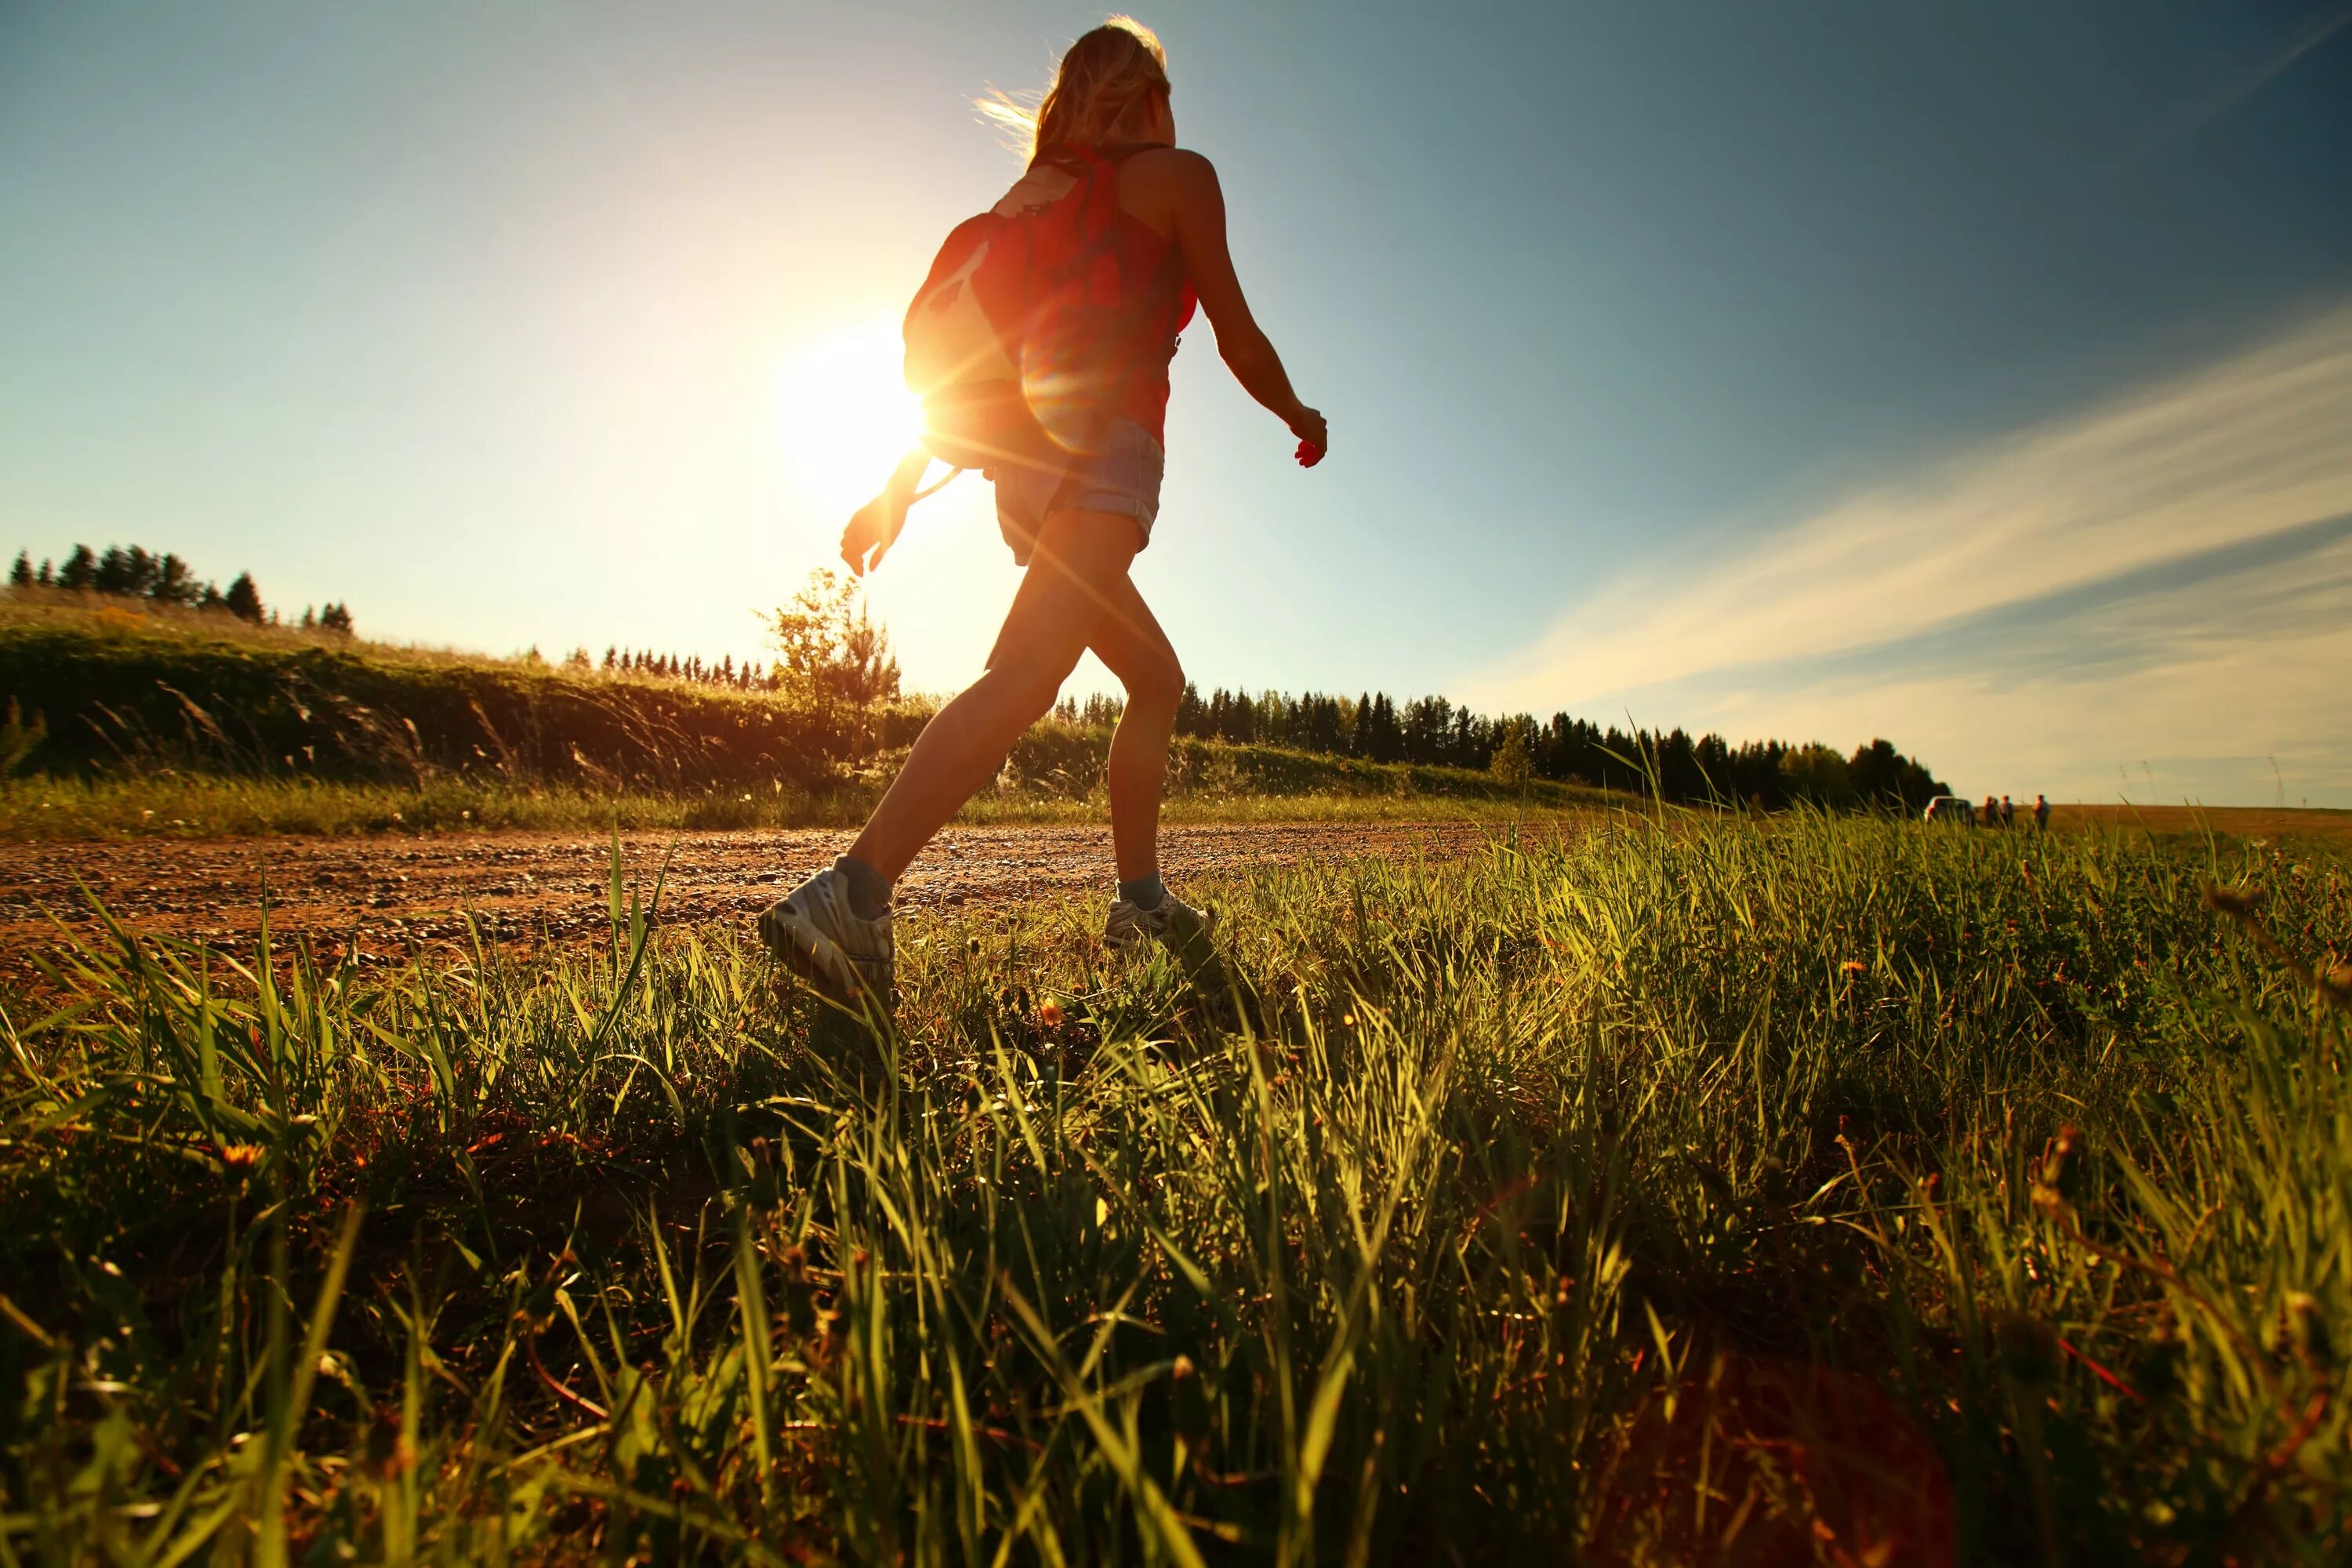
[980,16,1170,163]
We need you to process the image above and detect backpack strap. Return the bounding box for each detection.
[1032,143,1127,245]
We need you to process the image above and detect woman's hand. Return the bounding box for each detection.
[840,448,934,576]
[1287,405,1327,466]
[840,492,904,577]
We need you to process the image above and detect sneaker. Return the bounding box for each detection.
[756,864,893,1003]
[1104,887,1210,952]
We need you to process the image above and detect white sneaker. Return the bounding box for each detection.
[1104,887,1209,952]
[756,862,893,1002]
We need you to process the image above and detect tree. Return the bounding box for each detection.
[1175,681,1207,737]
[1357,693,1404,762]
[59,546,96,591]
[319,602,354,637]
[152,553,198,604]
[769,568,901,710]
[1489,718,1533,794]
[1779,743,1856,808]
[7,552,29,590]
[94,546,134,595]
[92,545,165,598]
[1848,738,1945,814]
[769,569,902,756]
[223,572,264,622]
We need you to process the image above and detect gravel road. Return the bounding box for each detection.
[2,821,1515,966]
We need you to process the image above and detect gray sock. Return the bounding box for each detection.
[1117,872,1166,911]
[836,855,892,920]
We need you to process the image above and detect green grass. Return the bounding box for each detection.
[0,589,1622,839]
[3,811,2348,1563]
[0,593,873,795]
[0,750,1610,840]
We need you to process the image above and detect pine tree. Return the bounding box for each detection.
[153,553,197,603]
[223,572,264,622]
[319,602,354,637]
[36,560,54,587]
[1175,681,1207,736]
[94,546,134,594]
[59,545,96,591]
[7,552,29,589]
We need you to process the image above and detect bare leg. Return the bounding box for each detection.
[846,510,1151,883]
[1084,583,1184,884]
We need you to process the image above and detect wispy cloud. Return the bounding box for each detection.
[2135,4,2352,155]
[1475,303,2352,804]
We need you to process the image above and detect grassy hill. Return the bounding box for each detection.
[0,593,1617,837]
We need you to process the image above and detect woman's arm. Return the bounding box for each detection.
[840,447,934,576]
[1163,152,1327,456]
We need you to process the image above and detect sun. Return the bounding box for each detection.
[775,317,923,516]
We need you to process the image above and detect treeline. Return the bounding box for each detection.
[593,648,782,691]
[1049,686,1951,812]
[10,543,350,634]
[16,550,1945,811]
[590,570,904,711]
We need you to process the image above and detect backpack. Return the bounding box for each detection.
[902,144,1173,473]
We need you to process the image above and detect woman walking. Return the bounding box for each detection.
[759,17,1326,1000]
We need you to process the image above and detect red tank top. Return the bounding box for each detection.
[1084,145,1196,445]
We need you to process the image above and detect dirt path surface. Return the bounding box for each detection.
[1,822,1515,966]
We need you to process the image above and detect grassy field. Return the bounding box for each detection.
[0,755,1609,841]
[2051,803,2352,848]
[4,809,2348,1563]
[0,596,869,797]
[0,590,1621,840]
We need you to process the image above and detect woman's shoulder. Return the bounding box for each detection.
[1120,145,1217,184]
[1116,147,1219,227]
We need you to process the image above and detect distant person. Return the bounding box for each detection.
[2034,793,2050,832]
[1982,794,1999,826]
[2000,793,2014,828]
[757,19,1327,1002]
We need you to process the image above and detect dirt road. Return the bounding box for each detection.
[9,804,2337,971]
[1,821,1516,966]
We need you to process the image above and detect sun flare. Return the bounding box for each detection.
[775,317,922,515]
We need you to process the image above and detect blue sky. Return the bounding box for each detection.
[3,1,2349,804]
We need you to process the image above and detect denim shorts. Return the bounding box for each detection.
[992,418,1164,567]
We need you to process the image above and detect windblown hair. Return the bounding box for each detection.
[980,16,1170,164]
